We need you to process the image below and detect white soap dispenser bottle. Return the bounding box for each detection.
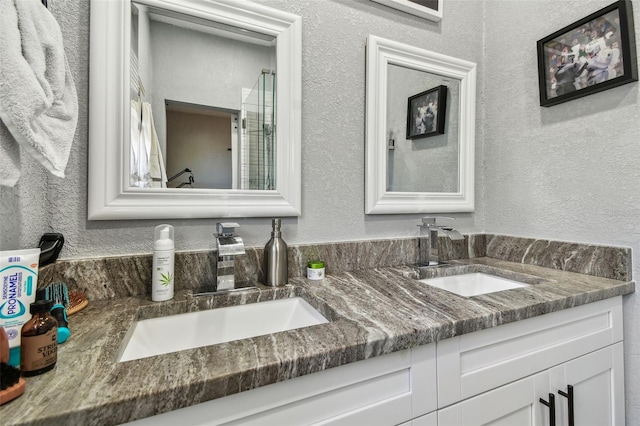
[152,224,175,301]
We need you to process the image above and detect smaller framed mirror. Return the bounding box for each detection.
[365,35,477,214]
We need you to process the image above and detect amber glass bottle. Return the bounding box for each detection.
[20,300,58,376]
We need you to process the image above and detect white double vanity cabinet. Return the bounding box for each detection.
[433,296,623,426]
[130,296,623,426]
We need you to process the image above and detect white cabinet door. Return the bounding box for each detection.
[549,343,625,426]
[437,297,623,408]
[438,343,625,426]
[437,373,549,426]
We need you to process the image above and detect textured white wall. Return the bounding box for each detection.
[482,1,640,423]
[0,0,484,257]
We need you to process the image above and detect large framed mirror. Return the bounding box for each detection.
[88,0,301,220]
[365,35,476,214]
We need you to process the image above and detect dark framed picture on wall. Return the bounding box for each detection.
[537,0,638,107]
[406,85,447,140]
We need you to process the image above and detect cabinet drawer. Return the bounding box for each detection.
[127,344,436,426]
[437,296,622,408]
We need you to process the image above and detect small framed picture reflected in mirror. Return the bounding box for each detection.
[406,85,447,140]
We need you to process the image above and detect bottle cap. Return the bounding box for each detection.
[271,218,282,236]
[307,261,325,269]
[154,224,174,250]
[30,299,53,314]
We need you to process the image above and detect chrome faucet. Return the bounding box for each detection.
[417,217,465,267]
[214,222,245,291]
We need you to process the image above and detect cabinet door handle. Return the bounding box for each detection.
[540,393,556,426]
[558,385,575,426]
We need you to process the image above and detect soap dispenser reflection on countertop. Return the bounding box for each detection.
[264,219,288,286]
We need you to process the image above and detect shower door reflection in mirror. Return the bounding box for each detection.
[130,2,276,190]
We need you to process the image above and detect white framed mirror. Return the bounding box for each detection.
[365,35,476,214]
[88,0,301,220]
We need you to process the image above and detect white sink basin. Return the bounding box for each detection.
[419,272,529,297]
[119,297,329,362]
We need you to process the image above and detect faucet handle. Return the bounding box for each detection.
[216,222,240,236]
[421,216,455,226]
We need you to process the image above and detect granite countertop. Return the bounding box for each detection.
[1,257,634,425]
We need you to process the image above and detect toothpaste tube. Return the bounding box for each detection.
[0,248,40,366]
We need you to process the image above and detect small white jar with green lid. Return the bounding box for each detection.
[307,261,325,280]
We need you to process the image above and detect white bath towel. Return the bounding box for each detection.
[0,121,20,186]
[130,99,148,187]
[0,0,78,187]
[130,101,168,188]
[142,102,167,188]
